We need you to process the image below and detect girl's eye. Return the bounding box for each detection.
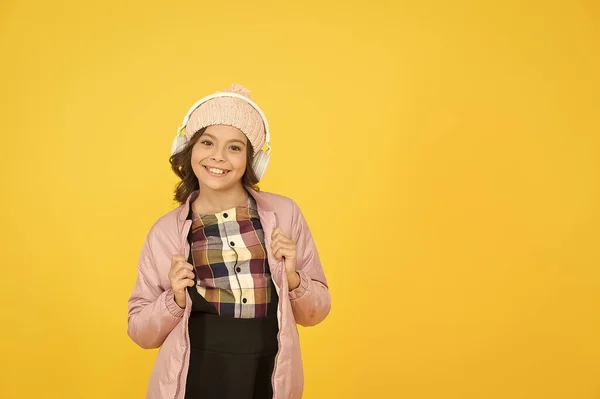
[230,145,242,151]
[201,140,213,146]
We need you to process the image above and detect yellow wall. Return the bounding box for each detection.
[1,0,599,398]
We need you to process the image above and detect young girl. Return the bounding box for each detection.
[127,83,331,399]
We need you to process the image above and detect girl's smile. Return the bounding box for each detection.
[202,165,231,176]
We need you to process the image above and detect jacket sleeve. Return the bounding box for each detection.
[288,200,331,327]
[127,232,185,349]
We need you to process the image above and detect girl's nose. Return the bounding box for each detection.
[211,147,226,162]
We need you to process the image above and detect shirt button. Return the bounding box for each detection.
[223,213,228,218]
[242,298,247,304]
[230,241,235,246]
[236,267,241,273]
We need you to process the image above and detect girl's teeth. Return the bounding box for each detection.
[208,167,226,174]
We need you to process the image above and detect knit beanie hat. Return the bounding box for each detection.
[184,83,266,155]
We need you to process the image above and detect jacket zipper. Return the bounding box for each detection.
[173,304,190,399]
[174,219,192,399]
[271,262,285,398]
[173,310,190,399]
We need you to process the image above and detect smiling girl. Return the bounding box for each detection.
[127,84,331,399]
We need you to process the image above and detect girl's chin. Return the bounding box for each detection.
[197,173,242,189]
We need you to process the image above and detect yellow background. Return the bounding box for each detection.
[1,0,599,398]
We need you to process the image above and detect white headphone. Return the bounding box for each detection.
[170,92,272,181]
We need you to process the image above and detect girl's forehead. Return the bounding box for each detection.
[204,125,247,140]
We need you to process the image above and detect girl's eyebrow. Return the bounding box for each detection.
[202,133,246,146]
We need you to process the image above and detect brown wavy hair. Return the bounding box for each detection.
[169,127,260,205]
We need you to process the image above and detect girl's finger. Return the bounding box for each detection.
[171,255,186,267]
[271,235,293,248]
[174,261,193,272]
[176,268,194,280]
[271,241,295,252]
[274,247,295,260]
[272,228,287,240]
[273,246,281,259]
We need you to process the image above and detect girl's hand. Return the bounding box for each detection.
[271,228,301,290]
[169,255,195,308]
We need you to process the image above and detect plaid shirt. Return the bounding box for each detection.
[188,194,274,318]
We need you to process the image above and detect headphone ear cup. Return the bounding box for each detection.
[252,150,270,181]
[171,134,188,156]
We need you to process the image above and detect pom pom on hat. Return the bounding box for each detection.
[223,83,252,97]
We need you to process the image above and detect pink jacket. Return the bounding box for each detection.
[127,188,331,399]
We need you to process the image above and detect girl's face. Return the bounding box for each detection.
[190,125,248,192]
